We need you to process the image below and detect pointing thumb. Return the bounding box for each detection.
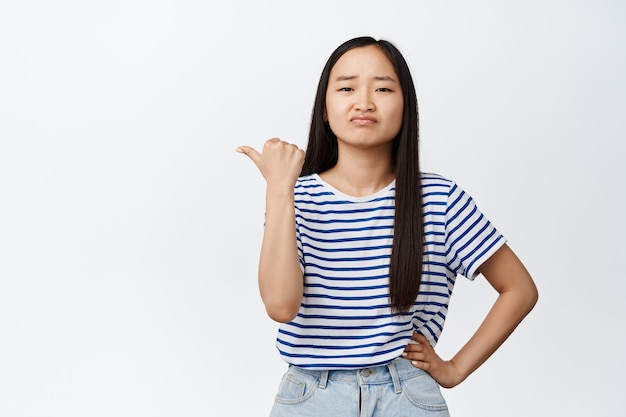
[236,146,261,165]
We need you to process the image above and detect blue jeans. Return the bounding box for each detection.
[269,358,450,417]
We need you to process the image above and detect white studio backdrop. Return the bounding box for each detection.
[1,1,624,416]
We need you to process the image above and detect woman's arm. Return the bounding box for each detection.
[237,139,306,323]
[403,243,538,388]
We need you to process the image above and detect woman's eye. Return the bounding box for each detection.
[376,87,392,92]
[338,87,353,92]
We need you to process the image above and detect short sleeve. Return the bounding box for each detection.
[444,182,506,280]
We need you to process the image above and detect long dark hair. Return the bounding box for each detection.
[301,37,424,314]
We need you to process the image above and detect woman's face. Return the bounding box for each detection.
[325,45,404,153]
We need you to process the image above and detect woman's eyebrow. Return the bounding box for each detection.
[335,75,358,82]
[373,75,397,82]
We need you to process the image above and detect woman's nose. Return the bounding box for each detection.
[355,90,375,112]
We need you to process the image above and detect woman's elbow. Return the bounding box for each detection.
[523,278,539,313]
[264,302,300,323]
[530,282,539,308]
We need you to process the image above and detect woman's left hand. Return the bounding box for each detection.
[402,333,461,388]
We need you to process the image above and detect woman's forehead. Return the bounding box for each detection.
[330,46,397,81]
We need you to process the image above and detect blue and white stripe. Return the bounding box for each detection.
[275,173,505,369]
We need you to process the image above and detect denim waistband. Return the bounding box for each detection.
[288,358,424,394]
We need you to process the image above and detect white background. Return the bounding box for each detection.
[1,1,624,416]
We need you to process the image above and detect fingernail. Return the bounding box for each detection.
[235,148,243,153]
[402,353,407,357]
[412,361,418,366]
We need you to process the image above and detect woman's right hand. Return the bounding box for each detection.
[237,138,306,323]
[237,138,305,189]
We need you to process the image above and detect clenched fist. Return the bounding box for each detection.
[237,138,305,189]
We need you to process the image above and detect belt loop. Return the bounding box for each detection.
[319,370,329,389]
[387,360,402,394]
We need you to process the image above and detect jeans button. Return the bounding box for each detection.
[362,369,372,377]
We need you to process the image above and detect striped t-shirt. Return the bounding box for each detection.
[276,173,506,370]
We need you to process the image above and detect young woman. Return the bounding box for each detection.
[237,36,538,417]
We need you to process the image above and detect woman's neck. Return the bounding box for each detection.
[319,148,394,197]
